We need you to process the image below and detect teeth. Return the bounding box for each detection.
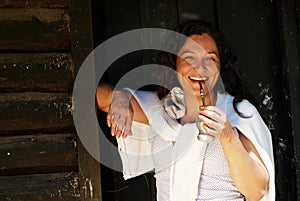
[189,76,207,81]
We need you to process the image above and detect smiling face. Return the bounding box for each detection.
[176,33,221,105]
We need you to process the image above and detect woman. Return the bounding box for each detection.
[96,20,275,201]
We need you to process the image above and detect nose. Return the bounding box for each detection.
[191,59,204,72]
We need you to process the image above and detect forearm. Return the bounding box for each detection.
[220,132,269,200]
[96,83,114,112]
[96,83,148,124]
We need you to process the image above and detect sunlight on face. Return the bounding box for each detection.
[176,34,220,104]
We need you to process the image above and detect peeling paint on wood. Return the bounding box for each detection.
[0,92,73,133]
[0,0,70,8]
[0,53,74,92]
[0,172,80,200]
[0,8,71,51]
[0,133,77,175]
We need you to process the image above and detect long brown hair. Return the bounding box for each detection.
[156,20,259,116]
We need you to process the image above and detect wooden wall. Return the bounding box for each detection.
[0,0,299,200]
[0,0,100,200]
[93,0,300,200]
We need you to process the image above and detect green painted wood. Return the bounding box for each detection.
[0,172,80,201]
[0,8,71,51]
[0,133,77,176]
[0,92,73,133]
[0,53,73,92]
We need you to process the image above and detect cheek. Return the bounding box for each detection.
[176,62,191,76]
[176,65,189,87]
[208,68,221,87]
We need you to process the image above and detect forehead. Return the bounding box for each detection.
[178,33,219,55]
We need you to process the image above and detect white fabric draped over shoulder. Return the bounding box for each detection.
[116,88,275,201]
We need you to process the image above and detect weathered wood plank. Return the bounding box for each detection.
[177,0,216,24]
[0,0,69,8]
[139,0,178,29]
[0,172,80,201]
[277,0,300,199]
[0,8,71,51]
[0,53,74,92]
[70,0,102,200]
[0,133,77,176]
[0,92,73,133]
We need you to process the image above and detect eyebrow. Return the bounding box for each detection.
[207,51,219,57]
[178,50,219,58]
[178,50,195,55]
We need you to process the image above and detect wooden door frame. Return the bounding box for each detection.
[70,0,102,200]
[277,0,300,199]
[69,0,300,200]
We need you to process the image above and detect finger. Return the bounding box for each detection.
[199,114,220,131]
[202,123,219,136]
[199,109,223,123]
[124,117,133,136]
[107,112,113,127]
[200,105,224,116]
[121,127,128,138]
[110,121,117,136]
[115,128,123,138]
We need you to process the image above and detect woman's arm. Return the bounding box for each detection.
[96,83,148,138]
[221,130,269,200]
[199,106,269,200]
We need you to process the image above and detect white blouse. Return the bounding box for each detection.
[117,89,275,201]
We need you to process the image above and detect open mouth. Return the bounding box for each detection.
[188,76,208,82]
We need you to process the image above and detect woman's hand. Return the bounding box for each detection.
[107,90,133,138]
[199,105,269,200]
[198,105,234,141]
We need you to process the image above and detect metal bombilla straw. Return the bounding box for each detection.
[196,80,214,142]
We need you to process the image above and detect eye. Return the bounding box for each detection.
[202,57,215,68]
[183,55,195,61]
[180,53,197,66]
[204,57,215,62]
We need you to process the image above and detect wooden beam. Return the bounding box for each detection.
[0,0,69,8]
[0,133,77,176]
[0,92,73,134]
[0,53,74,92]
[0,172,80,201]
[277,0,300,199]
[0,8,71,51]
[70,0,102,200]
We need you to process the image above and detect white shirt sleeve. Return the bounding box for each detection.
[117,121,155,180]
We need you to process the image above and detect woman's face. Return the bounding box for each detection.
[176,33,220,100]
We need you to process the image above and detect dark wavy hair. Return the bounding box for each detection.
[156,20,259,116]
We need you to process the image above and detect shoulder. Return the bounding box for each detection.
[218,92,259,118]
[237,99,259,117]
[124,88,160,103]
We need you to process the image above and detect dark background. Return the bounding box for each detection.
[91,0,300,200]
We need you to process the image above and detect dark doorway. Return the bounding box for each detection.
[91,0,300,200]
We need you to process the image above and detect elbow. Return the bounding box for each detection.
[243,167,269,201]
[244,180,268,201]
[96,85,111,112]
[245,188,266,201]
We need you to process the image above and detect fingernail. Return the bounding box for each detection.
[199,106,204,110]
